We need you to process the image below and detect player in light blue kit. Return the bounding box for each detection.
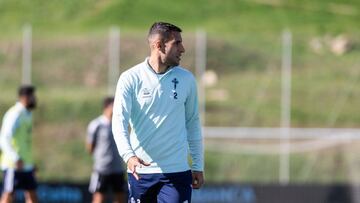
[112,22,204,203]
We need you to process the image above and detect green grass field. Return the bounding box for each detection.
[0,0,360,183]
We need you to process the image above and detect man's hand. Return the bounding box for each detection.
[127,156,150,180]
[192,171,204,189]
[16,159,24,171]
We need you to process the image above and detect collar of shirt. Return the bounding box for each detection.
[15,102,31,115]
[99,115,111,126]
[144,57,175,81]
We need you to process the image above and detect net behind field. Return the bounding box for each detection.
[205,134,360,184]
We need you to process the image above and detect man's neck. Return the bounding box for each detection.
[103,113,111,122]
[148,56,169,74]
[18,100,29,111]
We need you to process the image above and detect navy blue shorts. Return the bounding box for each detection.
[128,170,192,203]
[2,169,37,192]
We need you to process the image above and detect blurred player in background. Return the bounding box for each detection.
[86,96,126,203]
[0,85,38,203]
[112,22,204,203]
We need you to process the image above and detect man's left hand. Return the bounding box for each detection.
[192,171,204,189]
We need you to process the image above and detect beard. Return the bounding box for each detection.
[26,99,37,110]
[165,57,180,67]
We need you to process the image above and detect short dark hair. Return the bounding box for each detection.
[148,22,182,42]
[18,85,35,97]
[103,96,114,109]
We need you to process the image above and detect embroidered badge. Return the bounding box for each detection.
[141,88,152,98]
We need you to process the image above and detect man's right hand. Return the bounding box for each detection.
[127,156,150,180]
[16,159,24,171]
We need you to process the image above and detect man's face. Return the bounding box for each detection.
[162,31,185,67]
[105,103,114,118]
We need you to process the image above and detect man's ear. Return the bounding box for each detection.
[157,40,167,53]
[155,40,162,50]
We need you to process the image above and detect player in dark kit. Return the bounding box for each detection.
[86,97,126,203]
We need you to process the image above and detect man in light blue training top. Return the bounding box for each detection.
[0,85,38,203]
[112,22,204,203]
[86,97,126,203]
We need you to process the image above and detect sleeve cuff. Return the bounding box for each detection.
[123,151,136,164]
[10,153,20,163]
[191,163,204,172]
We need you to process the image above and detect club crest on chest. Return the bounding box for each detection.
[140,88,152,98]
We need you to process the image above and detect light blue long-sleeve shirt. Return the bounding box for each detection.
[112,58,203,174]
